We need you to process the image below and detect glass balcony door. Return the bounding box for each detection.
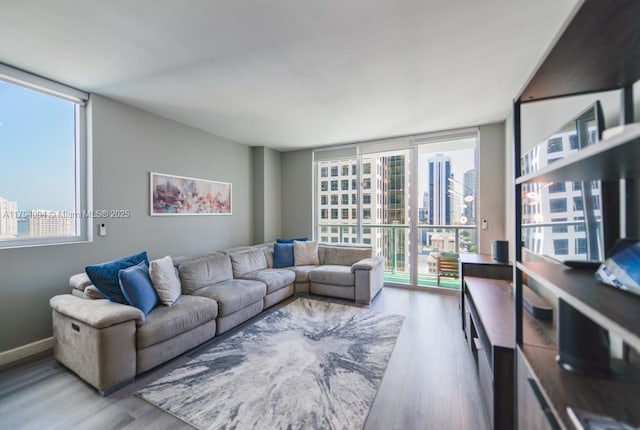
[414,138,478,288]
[314,133,478,289]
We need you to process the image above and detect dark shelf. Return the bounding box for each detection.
[519,345,640,429]
[465,277,514,350]
[516,0,640,103]
[518,260,640,351]
[516,123,640,184]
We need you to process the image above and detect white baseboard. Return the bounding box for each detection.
[0,337,54,366]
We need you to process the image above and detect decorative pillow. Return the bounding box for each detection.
[118,261,159,315]
[276,237,308,243]
[273,242,294,268]
[294,240,320,266]
[149,256,181,306]
[85,251,149,304]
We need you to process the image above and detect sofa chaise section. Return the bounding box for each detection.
[309,244,385,304]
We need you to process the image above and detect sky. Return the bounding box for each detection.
[0,80,76,212]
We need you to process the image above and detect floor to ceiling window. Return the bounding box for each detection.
[314,130,478,289]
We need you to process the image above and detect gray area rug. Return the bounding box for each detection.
[137,298,404,430]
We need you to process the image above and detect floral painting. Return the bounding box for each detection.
[150,172,231,215]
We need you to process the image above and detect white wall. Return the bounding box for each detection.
[0,94,254,353]
[281,149,314,239]
[478,122,507,254]
[253,146,282,243]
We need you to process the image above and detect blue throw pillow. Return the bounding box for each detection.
[273,243,294,268]
[118,261,159,315]
[276,237,308,243]
[85,251,149,304]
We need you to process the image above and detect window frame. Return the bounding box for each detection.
[0,65,91,249]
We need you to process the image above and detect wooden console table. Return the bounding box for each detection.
[459,254,512,333]
[464,276,514,430]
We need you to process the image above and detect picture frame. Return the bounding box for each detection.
[150,172,232,216]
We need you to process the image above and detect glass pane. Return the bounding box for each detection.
[315,159,358,244]
[0,80,78,241]
[417,137,477,289]
[522,180,602,261]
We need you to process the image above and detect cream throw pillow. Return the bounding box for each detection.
[294,240,319,266]
[149,255,181,306]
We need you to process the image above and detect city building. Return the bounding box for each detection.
[28,210,76,238]
[427,154,452,226]
[0,197,18,238]
[463,169,477,224]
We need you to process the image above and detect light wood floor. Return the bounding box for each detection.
[0,287,490,430]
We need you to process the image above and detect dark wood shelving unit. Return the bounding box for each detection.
[516,0,640,103]
[518,261,640,351]
[515,124,640,185]
[519,345,640,429]
[513,0,640,428]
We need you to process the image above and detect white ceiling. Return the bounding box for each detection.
[0,0,578,151]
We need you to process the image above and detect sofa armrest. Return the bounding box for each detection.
[50,294,145,328]
[351,256,385,272]
[352,256,385,305]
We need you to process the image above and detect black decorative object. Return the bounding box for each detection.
[556,299,610,376]
[492,240,509,263]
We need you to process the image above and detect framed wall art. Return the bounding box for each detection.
[150,172,232,216]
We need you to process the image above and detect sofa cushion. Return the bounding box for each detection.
[149,256,181,306]
[273,243,294,268]
[118,262,159,316]
[191,279,266,317]
[321,246,372,266]
[289,265,317,283]
[69,272,92,292]
[178,254,233,294]
[85,251,149,304]
[309,265,355,287]
[230,249,268,278]
[294,240,319,266]
[84,285,106,300]
[239,269,295,294]
[136,295,218,349]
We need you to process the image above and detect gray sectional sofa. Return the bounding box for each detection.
[49,242,385,394]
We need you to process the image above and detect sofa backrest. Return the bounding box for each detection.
[319,244,373,266]
[178,254,234,294]
[229,249,269,277]
[172,251,224,267]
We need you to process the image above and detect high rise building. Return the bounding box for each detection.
[28,210,75,238]
[381,154,410,271]
[0,197,18,238]
[463,169,477,223]
[428,154,452,225]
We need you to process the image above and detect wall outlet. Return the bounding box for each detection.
[481,219,488,230]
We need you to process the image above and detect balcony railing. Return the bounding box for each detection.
[317,223,478,289]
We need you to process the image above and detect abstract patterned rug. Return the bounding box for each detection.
[137,298,404,430]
